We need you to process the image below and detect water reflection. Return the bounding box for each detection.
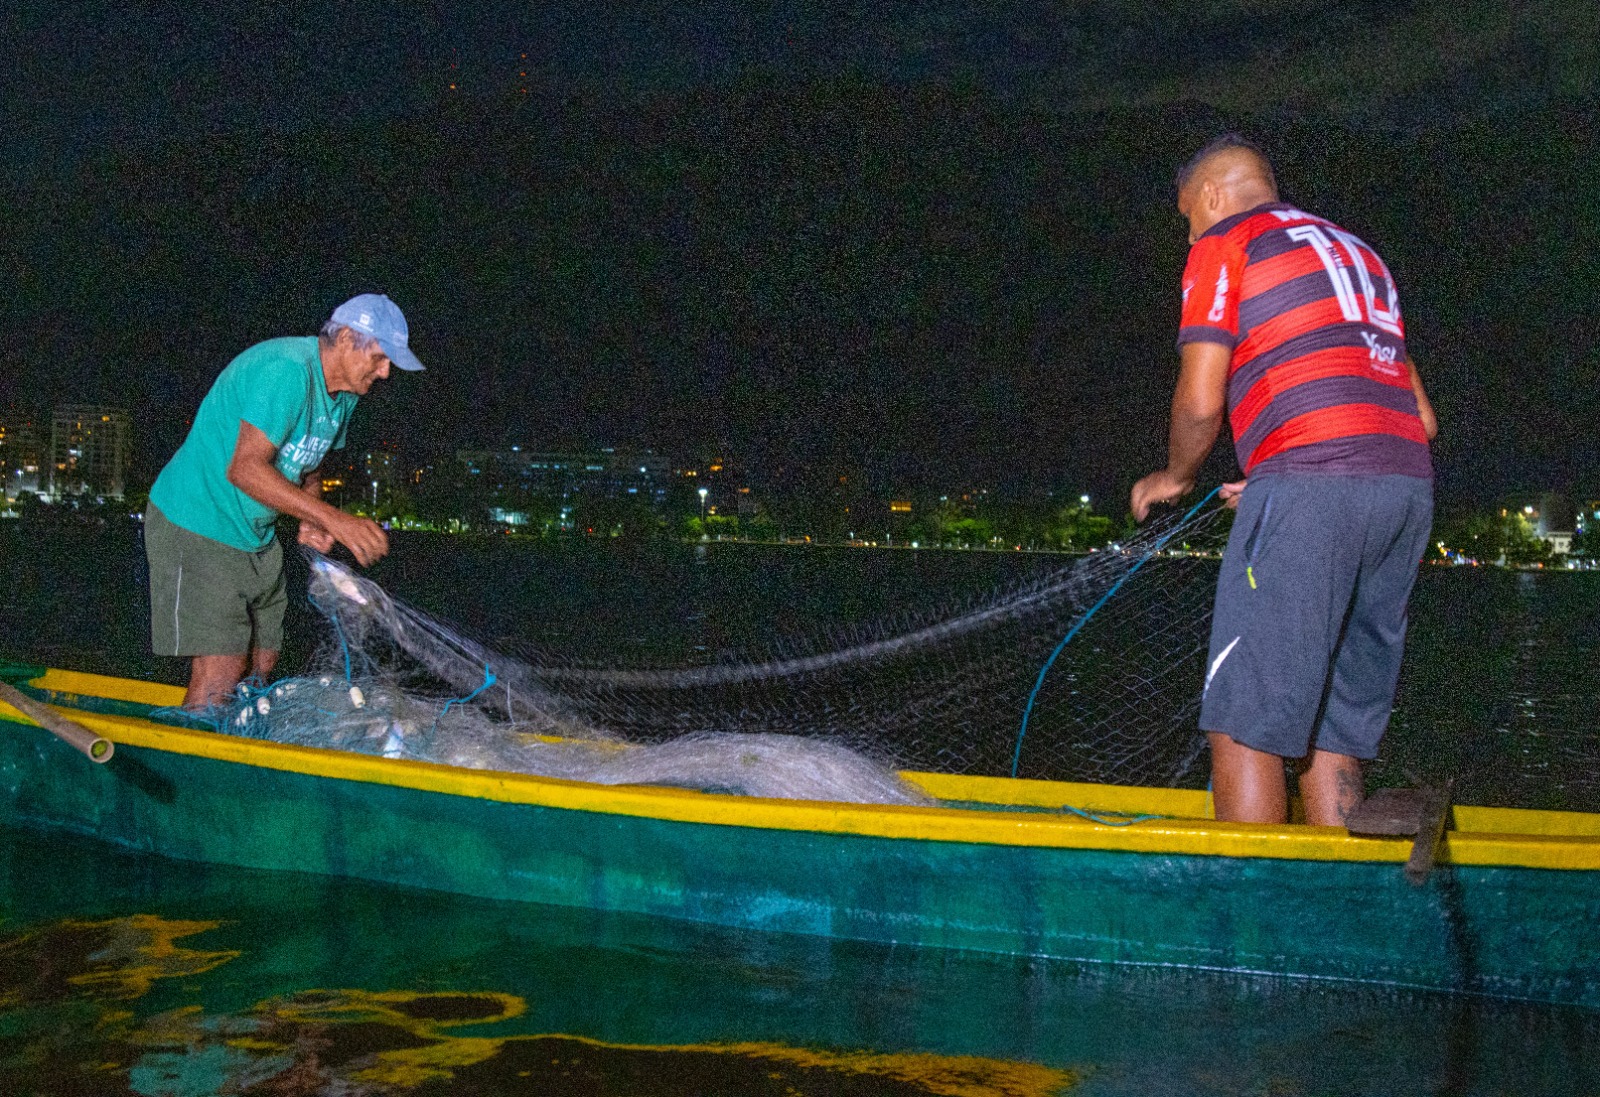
[123,983,1074,1095]
[0,910,1073,1095]
[2,828,1598,1096]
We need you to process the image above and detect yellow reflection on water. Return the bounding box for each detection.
[0,913,237,1008]
[0,916,1079,1095]
[172,986,1078,1095]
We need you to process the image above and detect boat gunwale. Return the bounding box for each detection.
[6,667,1600,872]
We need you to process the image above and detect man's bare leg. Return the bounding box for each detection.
[1298,749,1364,826]
[250,649,279,683]
[1208,732,1288,823]
[184,654,249,711]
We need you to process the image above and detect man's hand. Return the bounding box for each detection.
[297,521,336,553]
[296,510,387,567]
[325,511,390,567]
[1218,479,1247,509]
[1131,469,1195,523]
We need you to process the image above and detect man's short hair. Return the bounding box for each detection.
[318,320,381,352]
[1176,133,1275,192]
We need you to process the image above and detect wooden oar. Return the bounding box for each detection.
[0,680,115,763]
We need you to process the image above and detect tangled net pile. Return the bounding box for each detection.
[203,500,1231,803]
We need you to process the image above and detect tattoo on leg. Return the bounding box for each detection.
[1334,767,1364,824]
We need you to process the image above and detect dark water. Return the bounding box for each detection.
[2,522,1599,1095]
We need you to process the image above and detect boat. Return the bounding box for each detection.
[3,661,1599,1008]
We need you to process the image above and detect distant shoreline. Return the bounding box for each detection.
[3,516,1596,573]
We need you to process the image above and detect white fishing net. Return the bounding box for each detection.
[196,499,1231,804]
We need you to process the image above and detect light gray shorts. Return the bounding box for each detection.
[144,504,285,657]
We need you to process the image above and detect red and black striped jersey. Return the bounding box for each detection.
[1178,202,1431,479]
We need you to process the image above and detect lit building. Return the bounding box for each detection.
[0,414,44,501]
[735,485,761,518]
[362,448,402,508]
[365,449,400,487]
[48,405,130,501]
[1507,494,1576,556]
[456,447,677,508]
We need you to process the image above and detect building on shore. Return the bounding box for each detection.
[363,447,402,509]
[1500,494,1577,558]
[48,406,130,501]
[1546,532,1574,555]
[0,414,45,502]
[456,447,682,526]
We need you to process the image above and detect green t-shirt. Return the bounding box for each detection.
[150,336,358,551]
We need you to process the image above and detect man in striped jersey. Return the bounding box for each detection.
[1131,135,1438,827]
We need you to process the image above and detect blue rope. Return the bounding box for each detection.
[432,665,499,736]
[147,705,219,730]
[1058,805,1163,826]
[1010,486,1224,778]
[326,599,354,682]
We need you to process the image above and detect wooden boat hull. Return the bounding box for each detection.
[4,667,1599,1007]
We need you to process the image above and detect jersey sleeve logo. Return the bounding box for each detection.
[1206,264,1230,322]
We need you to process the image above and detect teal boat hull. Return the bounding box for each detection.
[2,715,1598,1008]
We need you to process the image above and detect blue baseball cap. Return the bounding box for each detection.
[329,293,425,372]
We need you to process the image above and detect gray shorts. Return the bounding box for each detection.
[144,504,285,657]
[1199,474,1432,760]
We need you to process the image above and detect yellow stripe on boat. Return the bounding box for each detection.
[6,670,1598,872]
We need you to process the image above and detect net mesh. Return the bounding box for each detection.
[195,500,1233,802]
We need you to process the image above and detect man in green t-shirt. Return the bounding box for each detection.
[145,293,425,710]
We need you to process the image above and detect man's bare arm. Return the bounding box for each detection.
[295,470,338,553]
[1130,341,1232,521]
[226,421,388,565]
[1407,356,1438,441]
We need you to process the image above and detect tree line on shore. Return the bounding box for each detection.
[10,483,1596,565]
[347,470,1125,552]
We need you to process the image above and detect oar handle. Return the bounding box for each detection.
[0,680,115,763]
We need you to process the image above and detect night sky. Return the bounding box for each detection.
[3,1,1597,507]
